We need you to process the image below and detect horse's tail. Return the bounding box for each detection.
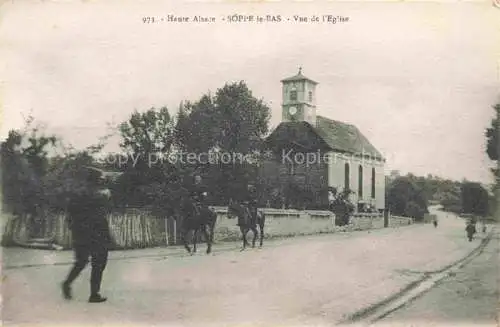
[201,208,217,244]
[193,203,201,217]
[209,208,217,227]
[258,210,265,226]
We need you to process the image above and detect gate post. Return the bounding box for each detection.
[383,209,389,228]
[164,217,169,246]
[173,218,177,245]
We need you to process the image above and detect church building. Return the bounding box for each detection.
[262,69,386,212]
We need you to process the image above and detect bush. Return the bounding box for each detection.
[387,177,428,219]
[441,193,462,214]
[405,201,427,221]
[461,182,489,217]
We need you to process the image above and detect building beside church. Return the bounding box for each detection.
[260,69,385,212]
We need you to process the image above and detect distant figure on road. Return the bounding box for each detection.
[466,221,476,242]
[481,220,487,233]
[433,216,438,228]
[62,166,112,303]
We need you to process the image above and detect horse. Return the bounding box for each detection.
[227,200,265,251]
[178,198,217,255]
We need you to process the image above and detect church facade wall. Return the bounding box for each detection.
[256,151,385,211]
[326,152,385,211]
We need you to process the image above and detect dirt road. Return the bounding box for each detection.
[373,228,499,327]
[2,208,488,326]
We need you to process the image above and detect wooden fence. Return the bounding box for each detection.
[1,207,414,250]
[1,209,170,250]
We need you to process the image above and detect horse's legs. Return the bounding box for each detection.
[182,228,191,254]
[250,226,258,248]
[192,228,198,254]
[259,222,264,248]
[210,213,217,244]
[209,218,217,254]
[202,225,212,254]
[209,221,215,244]
[240,226,248,251]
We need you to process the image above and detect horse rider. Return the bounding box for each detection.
[245,184,258,222]
[189,174,209,215]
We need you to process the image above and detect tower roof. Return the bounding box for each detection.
[281,67,318,85]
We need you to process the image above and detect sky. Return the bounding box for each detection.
[1,0,499,184]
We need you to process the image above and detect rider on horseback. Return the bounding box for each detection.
[179,172,216,255]
[189,174,208,216]
[245,184,258,223]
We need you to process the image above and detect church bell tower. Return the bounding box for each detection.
[281,67,318,126]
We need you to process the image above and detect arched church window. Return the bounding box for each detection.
[344,163,350,190]
[371,167,376,199]
[358,165,363,198]
[290,90,297,101]
[308,91,313,102]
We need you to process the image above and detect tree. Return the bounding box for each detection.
[176,82,270,154]
[115,106,185,211]
[173,101,194,152]
[485,103,499,220]
[1,115,58,217]
[0,115,63,239]
[174,82,271,203]
[117,106,176,174]
[1,130,38,215]
[387,176,428,221]
[440,187,462,213]
[174,98,215,154]
[41,150,97,211]
[485,104,499,161]
[212,82,270,153]
[119,106,175,167]
[22,120,57,177]
[461,182,489,217]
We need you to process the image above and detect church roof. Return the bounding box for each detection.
[314,116,384,160]
[266,116,384,161]
[265,121,331,151]
[280,68,318,85]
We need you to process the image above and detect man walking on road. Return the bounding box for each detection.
[61,166,112,303]
[465,220,477,242]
